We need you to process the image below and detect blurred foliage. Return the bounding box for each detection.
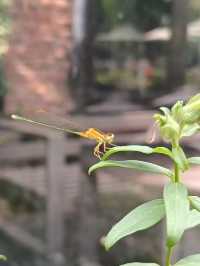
[97,69,138,90]
[0,0,11,101]
[0,231,49,266]
[0,61,7,97]
[0,0,11,55]
[0,179,45,214]
[96,67,165,94]
[190,0,200,20]
[101,0,171,31]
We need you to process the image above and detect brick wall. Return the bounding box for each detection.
[5,0,74,115]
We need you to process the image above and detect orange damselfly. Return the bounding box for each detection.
[11,114,115,159]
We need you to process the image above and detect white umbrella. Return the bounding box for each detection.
[97,24,144,42]
[188,19,200,38]
[189,19,200,30]
[145,19,200,42]
[144,27,171,42]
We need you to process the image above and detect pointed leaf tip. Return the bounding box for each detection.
[11,114,18,119]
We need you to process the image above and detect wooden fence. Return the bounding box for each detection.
[0,111,200,266]
[0,111,154,265]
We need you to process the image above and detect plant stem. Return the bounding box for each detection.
[166,246,173,266]
[174,163,180,183]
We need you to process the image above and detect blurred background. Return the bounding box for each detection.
[0,0,200,265]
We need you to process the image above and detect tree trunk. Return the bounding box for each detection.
[166,0,189,90]
[72,0,98,111]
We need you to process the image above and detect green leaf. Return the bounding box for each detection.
[102,145,173,161]
[171,101,184,122]
[181,123,200,137]
[103,199,165,250]
[102,145,154,160]
[174,254,200,266]
[188,157,200,165]
[186,210,200,230]
[160,107,171,116]
[164,183,189,247]
[121,263,160,266]
[89,160,173,177]
[189,196,200,212]
[187,93,200,105]
[172,146,189,171]
[153,147,174,160]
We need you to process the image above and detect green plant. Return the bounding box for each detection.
[89,94,200,266]
[0,60,7,97]
[0,0,11,56]
[0,0,11,101]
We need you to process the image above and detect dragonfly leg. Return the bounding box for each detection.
[94,142,104,159]
[105,146,112,150]
[103,142,114,152]
[105,143,115,150]
[94,149,104,159]
[103,142,107,152]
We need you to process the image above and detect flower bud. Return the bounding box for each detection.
[182,94,200,124]
[154,111,180,145]
[154,94,200,145]
[171,101,184,124]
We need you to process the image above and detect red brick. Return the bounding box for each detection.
[5,0,74,115]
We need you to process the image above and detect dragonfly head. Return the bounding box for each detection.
[105,133,114,144]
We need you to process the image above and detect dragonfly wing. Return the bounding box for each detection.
[17,109,85,132]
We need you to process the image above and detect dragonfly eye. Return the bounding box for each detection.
[107,133,114,142]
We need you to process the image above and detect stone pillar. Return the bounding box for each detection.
[5,0,74,115]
